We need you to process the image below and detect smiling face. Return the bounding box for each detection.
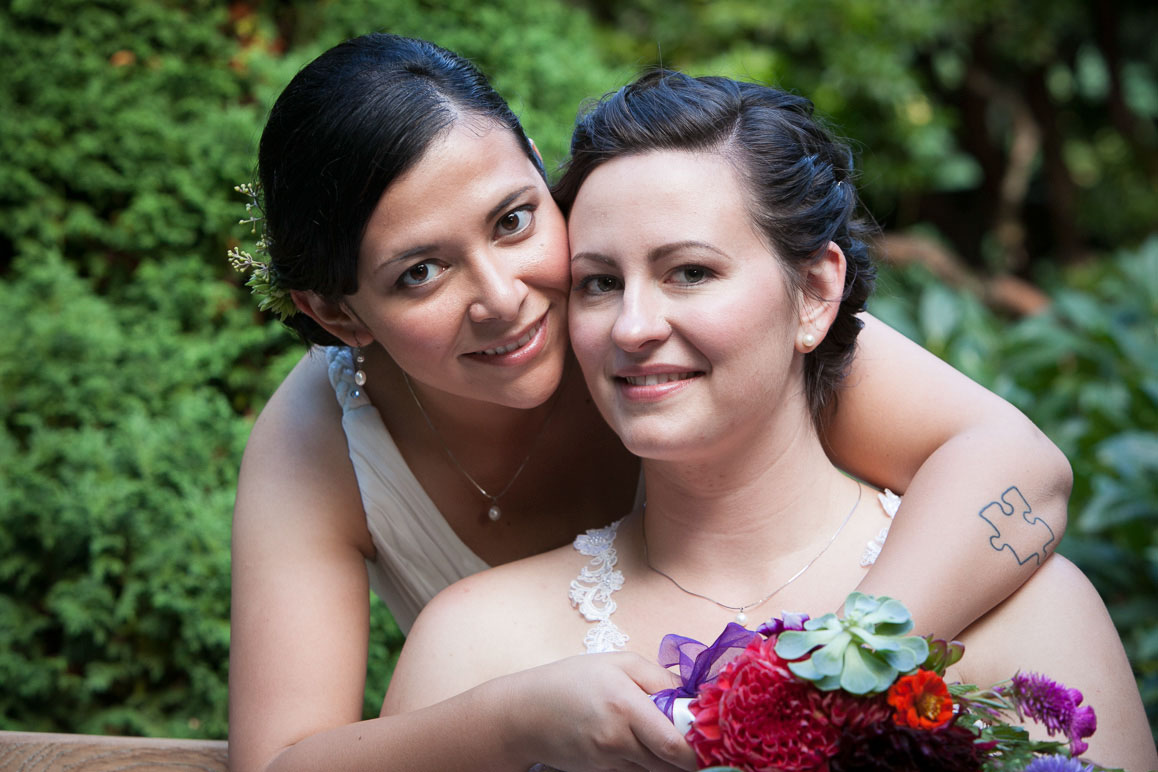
[341,118,571,409]
[567,150,812,461]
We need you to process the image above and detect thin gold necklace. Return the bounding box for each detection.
[402,372,560,522]
[641,483,862,626]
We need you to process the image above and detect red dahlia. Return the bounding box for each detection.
[687,636,890,772]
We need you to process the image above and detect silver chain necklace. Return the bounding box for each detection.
[641,483,862,626]
[402,372,558,522]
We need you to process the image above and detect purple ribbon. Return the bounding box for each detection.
[756,611,809,638]
[650,622,759,721]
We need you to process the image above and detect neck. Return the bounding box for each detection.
[637,408,854,583]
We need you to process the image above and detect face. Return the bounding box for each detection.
[567,150,810,461]
[345,119,570,409]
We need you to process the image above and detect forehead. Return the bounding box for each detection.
[361,119,541,250]
[568,150,759,251]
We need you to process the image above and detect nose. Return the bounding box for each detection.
[611,284,671,352]
[468,252,527,323]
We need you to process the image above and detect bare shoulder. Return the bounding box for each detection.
[383,541,590,714]
[956,554,1109,665]
[955,555,1156,769]
[235,348,371,554]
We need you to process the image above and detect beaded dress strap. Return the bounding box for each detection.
[326,346,371,411]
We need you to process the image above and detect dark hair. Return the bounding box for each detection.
[553,70,876,422]
[258,33,543,345]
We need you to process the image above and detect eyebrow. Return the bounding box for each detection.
[571,240,729,264]
[373,185,537,275]
[486,185,535,222]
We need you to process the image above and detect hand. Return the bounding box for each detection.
[497,652,698,772]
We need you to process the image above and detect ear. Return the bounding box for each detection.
[291,290,371,348]
[796,242,846,353]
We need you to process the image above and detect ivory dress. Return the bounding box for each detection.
[326,346,489,634]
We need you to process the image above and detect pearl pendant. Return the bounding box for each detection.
[354,369,367,386]
[487,504,502,522]
[735,611,748,626]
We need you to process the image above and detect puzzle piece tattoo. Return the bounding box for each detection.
[978,486,1055,566]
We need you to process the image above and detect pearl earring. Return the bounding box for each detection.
[801,332,816,348]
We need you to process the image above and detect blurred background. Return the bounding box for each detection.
[1,0,1155,743]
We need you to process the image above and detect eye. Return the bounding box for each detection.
[576,274,622,295]
[496,207,534,237]
[670,265,713,285]
[396,260,447,288]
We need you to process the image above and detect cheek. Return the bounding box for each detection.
[370,299,461,369]
[529,212,572,292]
[568,303,613,376]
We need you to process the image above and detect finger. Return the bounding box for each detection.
[629,703,698,772]
[613,653,684,695]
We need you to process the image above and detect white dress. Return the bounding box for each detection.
[326,346,489,634]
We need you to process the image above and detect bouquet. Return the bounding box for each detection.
[651,592,1110,772]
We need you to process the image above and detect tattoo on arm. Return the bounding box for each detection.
[977,486,1055,566]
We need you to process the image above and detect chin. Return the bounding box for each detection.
[496,358,567,409]
[612,423,704,462]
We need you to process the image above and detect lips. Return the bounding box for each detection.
[463,313,550,367]
[475,318,543,356]
[614,368,704,402]
[622,372,698,386]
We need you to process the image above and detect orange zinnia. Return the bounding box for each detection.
[887,669,954,729]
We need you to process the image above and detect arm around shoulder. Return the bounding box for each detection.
[381,565,697,772]
[825,313,1072,637]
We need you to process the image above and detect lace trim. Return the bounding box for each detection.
[860,488,901,567]
[569,519,628,653]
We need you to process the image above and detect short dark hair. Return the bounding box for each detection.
[553,70,876,422]
[257,33,542,345]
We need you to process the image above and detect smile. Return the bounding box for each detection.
[621,372,699,386]
[475,318,544,356]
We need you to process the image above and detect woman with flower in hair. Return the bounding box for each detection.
[231,33,1084,772]
[382,70,1157,768]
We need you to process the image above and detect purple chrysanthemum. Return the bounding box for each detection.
[1006,672,1097,755]
[1023,754,1096,772]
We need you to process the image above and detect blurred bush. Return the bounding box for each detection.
[872,236,1158,733]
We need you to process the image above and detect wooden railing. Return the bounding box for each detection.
[0,731,227,772]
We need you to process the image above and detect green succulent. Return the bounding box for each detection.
[774,592,929,695]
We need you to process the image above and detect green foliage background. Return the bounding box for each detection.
[2,0,1155,743]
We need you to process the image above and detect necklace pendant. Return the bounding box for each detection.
[487,504,502,522]
[735,611,748,626]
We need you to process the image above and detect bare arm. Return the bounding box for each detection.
[824,314,1072,638]
[228,352,694,772]
[228,350,376,772]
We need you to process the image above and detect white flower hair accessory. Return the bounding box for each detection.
[227,182,297,321]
